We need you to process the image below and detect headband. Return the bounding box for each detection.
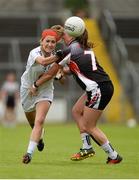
[41,29,59,41]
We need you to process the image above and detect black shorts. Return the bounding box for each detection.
[6,95,15,108]
[86,81,114,110]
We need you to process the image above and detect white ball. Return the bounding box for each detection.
[64,16,85,37]
[127,118,137,128]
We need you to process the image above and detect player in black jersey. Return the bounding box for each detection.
[30,17,122,164]
[60,17,122,164]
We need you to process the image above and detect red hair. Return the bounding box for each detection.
[41,29,59,41]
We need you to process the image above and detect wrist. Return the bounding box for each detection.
[55,73,63,80]
[55,50,64,63]
[33,81,39,88]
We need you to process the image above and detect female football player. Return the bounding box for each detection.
[21,26,64,164]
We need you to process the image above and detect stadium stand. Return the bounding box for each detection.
[114,17,139,117]
[0,17,40,38]
[0,43,11,63]
[19,42,38,63]
[115,18,139,38]
[97,7,139,120]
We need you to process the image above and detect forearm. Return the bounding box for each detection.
[44,56,58,65]
[35,75,52,86]
[36,55,58,66]
[35,63,59,87]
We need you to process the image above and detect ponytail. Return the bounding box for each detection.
[76,29,94,49]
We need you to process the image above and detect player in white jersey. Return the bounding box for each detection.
[21,26,64,164]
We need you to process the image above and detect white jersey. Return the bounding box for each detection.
[20,46,54,112]
[21,46,54,91]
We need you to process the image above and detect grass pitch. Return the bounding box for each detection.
[0,122,139,179]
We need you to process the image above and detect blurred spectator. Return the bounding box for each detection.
[0,72,19,127]
[73,8,90,18]
[64,0,90,17]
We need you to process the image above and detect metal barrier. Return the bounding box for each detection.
[99,9,139,119]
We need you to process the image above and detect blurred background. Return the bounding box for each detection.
[0,0,138,127]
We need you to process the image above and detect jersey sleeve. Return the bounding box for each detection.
[27,49,41,67]
[57,47,71,66]
[58,53,71,67]
[62,47,71,57]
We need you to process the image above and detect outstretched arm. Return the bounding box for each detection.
[36,63,59,86]
[29,63,60,96]
[35,55,58,66]
[35,47,70,66]
[30,48,71,95]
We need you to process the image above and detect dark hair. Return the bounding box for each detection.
[75,29,94,49]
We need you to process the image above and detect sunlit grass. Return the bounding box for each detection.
[0,123,139,179]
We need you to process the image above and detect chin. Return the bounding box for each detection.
[45,49,53,53]
[45,51,51,53]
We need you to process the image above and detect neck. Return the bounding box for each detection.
[41,47,51,57]
[68,37,75,45]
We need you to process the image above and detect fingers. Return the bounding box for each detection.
[29,87,38,96]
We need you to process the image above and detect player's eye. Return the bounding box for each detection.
[46,40,50,43]
[51,40,56,44]
[46,40,56,44]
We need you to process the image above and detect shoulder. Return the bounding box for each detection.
[30,46,41,56]
[70,41,79,48]
[70,41,82,50]
[70,41,83,54]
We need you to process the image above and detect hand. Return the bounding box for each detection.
[55,50,64,63]
[29,85,38,96]
[63,66,71,75]
[55,68,64,80]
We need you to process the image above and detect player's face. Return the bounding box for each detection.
[42,36,56,53]
[62,32,75,45]
[6,73,16,82]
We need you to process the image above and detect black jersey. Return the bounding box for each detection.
[62,40,111,91]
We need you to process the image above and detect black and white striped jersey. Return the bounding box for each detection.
[61,40,111,91]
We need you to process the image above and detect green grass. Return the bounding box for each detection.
[0,123,139,179]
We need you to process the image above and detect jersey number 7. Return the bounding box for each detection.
[84,50,97,71]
